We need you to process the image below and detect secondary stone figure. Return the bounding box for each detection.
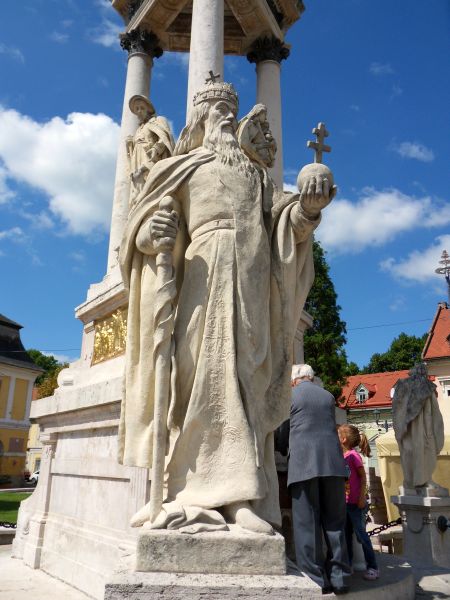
[237,103,277,169]
[126,95,174,205]
[393,362,445,493]
[119,80,336,534]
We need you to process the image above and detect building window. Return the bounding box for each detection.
[440,379,450,398]
[356,387,368,404]
[8,437,24,452]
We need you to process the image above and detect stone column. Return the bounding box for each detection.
[247,37,290,189]
[187,0,224,113]
[107,29,163,273]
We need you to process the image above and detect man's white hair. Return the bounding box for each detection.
[291,363,315,381]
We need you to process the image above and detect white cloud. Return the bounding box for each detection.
[0,226,25,241]
[0,107,119,235]
[69,250,86,262]
[390,84,403,100]
[317,188,450,254]
[42,351,74,364]
[0,164,15,203]
[89,19,122,48]
[158,52,189,70]
[95,0,114,10]
[369,62,394,76]
[283,183,297,193]
[50,32,69,43]
[380,235,450,283]
[350,104,360,112]
[0,43,25,63]
[393,141,435,163]
[20,210,54,230]
[389,296,406,312]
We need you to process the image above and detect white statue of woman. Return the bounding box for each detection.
[126,95,174,205]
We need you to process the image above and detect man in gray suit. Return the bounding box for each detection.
[289,364,350,595]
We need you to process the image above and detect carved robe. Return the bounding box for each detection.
[127,116,174,202]
[119,148,318,528]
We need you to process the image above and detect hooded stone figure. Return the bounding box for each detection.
[118,80,335,534]
[393,362,445,491]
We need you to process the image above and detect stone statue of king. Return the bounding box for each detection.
[118,80,336,535]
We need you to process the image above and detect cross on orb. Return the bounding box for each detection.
[205,70,221,84]
[307,122,331,164]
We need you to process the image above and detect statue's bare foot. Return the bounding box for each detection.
[223,501,274,535]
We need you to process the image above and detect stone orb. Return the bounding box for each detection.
[297,163,334,192]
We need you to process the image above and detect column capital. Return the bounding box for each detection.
[120,29,163,59]
[246,36,290,65]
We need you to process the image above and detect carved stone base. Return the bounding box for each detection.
[104,552,415,600]
[392,492,450,568]
[136,528,286,575]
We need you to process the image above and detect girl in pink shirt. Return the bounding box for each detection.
[338,424,379,581]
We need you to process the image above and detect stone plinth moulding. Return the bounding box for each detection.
[392,492,450,569]
[107,28,163,273]
[247,36,290,189]
[21,432,58,569]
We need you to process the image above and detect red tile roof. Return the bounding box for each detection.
[338,370,410,409]
[422,303,450,361]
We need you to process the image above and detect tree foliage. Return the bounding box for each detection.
[363,332,427,373]
[36,365,67,399]
[303,240,350,398]
[27,348,68,397]
[27,349,60,385]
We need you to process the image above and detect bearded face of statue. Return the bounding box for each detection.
[203,100,238,139]
[203,100,255,174]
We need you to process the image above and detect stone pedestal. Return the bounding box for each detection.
[392,491,450,569]
[104,552,416,600]
[136,528,286,575]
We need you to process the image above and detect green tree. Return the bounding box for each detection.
[303,240,349,399]
[363,332,427,373]
[345,361,360,376]
[27,349,60,385]
[36,365,67,399]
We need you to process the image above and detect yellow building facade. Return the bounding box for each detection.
[0,314,42,485]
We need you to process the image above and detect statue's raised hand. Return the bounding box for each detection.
[297,163,336,219]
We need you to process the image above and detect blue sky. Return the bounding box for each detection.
[0,0,449,370]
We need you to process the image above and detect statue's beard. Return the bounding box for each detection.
[203,127,256,175]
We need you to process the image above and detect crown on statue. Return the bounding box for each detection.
[193,81,239,110]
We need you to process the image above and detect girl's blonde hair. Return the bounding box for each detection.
[338,424,371,457]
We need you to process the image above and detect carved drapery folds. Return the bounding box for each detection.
[246,36,290,64]
[120,28,163,58]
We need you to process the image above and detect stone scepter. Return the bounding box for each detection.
[149,195,180,522]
